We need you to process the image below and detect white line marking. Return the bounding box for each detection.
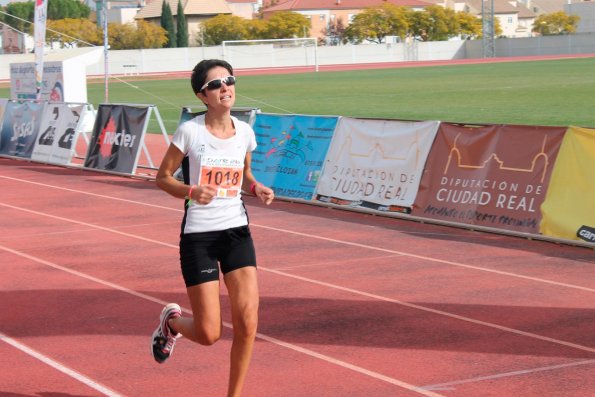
[0,175,178,212]
[1,176,592,292]
[255,224,595,293]
[419,359,595,391]
[0,244,444,397]
[0,331,124,397]
[260,268,595,354]
[1,202,594,356]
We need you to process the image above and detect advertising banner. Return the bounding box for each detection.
[540,126,595,243]
[84,104,148,174]
[0,100,46,158]
[412,123,567,234]
[31,103,83,165]
[315,118,440,212]
[251,113,339,200]
[11,62,64,102]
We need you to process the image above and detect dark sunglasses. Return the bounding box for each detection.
[200,75,236,92]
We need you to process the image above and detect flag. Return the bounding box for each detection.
[34,0,48,100]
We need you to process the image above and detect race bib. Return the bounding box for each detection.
[198,156,244,198]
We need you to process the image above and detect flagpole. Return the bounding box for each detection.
[34,0,48,100]
[103,0,109,103]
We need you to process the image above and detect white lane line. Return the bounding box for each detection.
[0,244,444,397]
[261,268,595,354]
[1,176,591,292]
[419,359,595,391]
[0,331,124,397]
[1,202,594,356]
[255,224,595,293]
[0,175,178,212]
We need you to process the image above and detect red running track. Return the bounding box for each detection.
[1,157,594,397]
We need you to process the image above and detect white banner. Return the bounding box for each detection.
[316,118,440,210]
[31,103,84,165]
[34,0,48,99]
[11,62,64,102]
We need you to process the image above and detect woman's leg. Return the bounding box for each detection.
[224,266,259,397]
[169,280,223,345]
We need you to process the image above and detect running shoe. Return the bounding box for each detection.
[151,303,181,363]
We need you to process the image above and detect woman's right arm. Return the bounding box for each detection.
[156,144,188,199]
[156,144,217,204]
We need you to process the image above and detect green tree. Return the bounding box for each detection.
[47,0,90,20]
[136,20,168,48]
[199,14,248,45]
[533,11,580,35]
[108,20,167,49]
[321,17,346,45]
[46,18,102,48]
[343,4,409,44]
[176,0,188,47]
[4,1,34,33]
[408,5,458,41]
[264,11,310,39]
[456,11,482,39]
[244,18,267,40]
[161,0,176,48]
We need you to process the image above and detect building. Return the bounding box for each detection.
[427,0,536,37]
[0,23,26,54]
[260,0,431,41]
[565,0,595,33]
[134,0,232,45]
[226,0,262,19]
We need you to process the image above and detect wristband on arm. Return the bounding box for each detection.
[186,185,195,207]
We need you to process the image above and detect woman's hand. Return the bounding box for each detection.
[191,185,218,205]
[254,183,274,205]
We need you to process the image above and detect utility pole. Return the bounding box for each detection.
[482,0,495,58]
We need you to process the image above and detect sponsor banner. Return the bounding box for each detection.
[540,126,595,243]
[251,113,339,200]
[31,103,83,165]
[11,62,64,102]
[84,104,148,174]
[0,100,46,158]
[412,123,567,234]
[315,118,440,212]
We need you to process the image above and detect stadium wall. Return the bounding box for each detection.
[1,34,595,81]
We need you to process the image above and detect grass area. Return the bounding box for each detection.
[2,57,594,133]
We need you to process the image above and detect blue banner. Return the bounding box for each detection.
[251,114,338,200]
[0,100,45,158]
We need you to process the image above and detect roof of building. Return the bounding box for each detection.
[529,0,567,14]
[135,0,232,19]
[262,0,432,12]
[462,0,534,17]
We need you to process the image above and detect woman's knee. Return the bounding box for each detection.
[195,324,222,346]
[233,305,258,339]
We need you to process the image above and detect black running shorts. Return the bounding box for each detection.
[179,225,257,287]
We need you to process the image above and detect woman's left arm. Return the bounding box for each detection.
[243,151,274,205]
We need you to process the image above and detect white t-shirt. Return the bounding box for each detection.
[172,114,257,234]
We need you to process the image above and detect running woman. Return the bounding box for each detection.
[152,59,274,397]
